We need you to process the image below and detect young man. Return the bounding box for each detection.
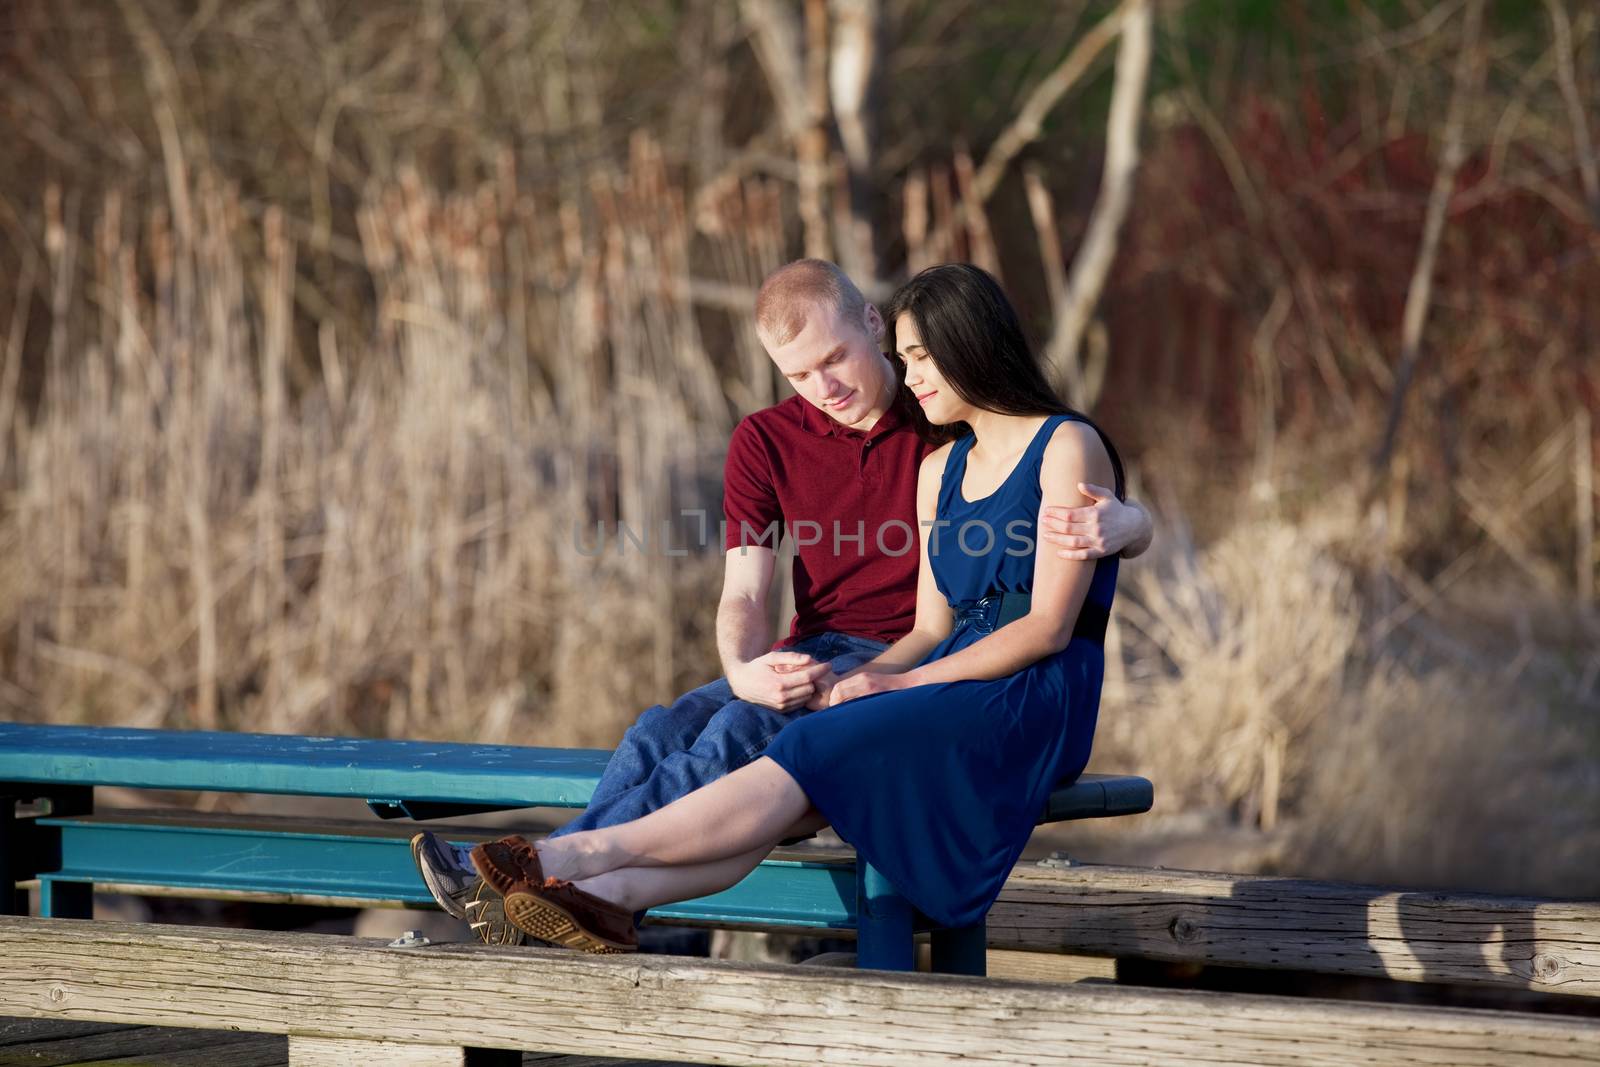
[413,260,1152,942]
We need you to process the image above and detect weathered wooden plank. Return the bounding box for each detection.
[0,1019,267,1065]
[800,950,1118,984]
[0,1018,682,1067]
[984,949,1117,984]
[1,917,1596,1066]
[989,863,1600,997]
[288,1036,470,1066]
[520,1058,706,1067]
[0,1016,132,1046]
[92,1035,289,1066]
[21,823,1600,1002]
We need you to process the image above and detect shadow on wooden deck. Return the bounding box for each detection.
[0,1017,696,1067]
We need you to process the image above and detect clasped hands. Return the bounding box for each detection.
[728,650,907,712]
[727,485,1136,713]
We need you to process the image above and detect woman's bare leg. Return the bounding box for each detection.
[536,757,811,883]
[571,844,772,913]
[570,805,830,912]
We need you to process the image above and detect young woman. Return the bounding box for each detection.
[470,263,1126,952]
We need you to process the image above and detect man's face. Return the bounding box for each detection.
[765,302,891,432]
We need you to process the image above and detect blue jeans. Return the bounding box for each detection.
[549,631,888,838]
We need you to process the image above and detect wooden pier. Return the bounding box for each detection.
[2,909,1598,1067]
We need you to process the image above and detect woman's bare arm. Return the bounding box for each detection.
[830,421,1113,702]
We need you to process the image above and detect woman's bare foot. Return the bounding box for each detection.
[533,832,616,883]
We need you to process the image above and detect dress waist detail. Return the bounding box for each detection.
[950,590,1110,644]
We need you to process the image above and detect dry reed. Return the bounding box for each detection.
[1,0,1596,897]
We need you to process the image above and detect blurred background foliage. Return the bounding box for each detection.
[0,0,1596,894]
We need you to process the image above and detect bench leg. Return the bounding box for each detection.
[40,879,93,919]
[0,792,25,915]
[2,785,93,919]
[854,861,915,971]
[930,921,988,977]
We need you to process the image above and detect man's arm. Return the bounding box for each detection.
[717,545,830,711]
[1040,487,1153,560]
[716,545,779,671]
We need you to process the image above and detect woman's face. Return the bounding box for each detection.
[896,313,968,426]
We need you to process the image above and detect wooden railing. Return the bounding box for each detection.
[16,842,1600,999]
[987,862,1600,997]
[2,914,1598,1067]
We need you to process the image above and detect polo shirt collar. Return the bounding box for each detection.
[800,385,911,440]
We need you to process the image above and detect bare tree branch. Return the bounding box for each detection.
[1372,0,1488,481]
[1578,408,1595,606]
[920,3,1126,264]
[952,147,999,276]
[1545,0,1600,226]
[828,0,882,284]
[741,0,832,258]
[740,0,808,138]
[973,3,1127,204]
[1023,163,1067,310]
[801,0,832,259]
[1042,0,1153,407]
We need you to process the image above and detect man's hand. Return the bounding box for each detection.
[1040,484,1153,560]
[727,650,833,711]
[827,670,908,707]
[801,668,843,710]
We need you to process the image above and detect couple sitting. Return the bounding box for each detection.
[411,259,1151,952]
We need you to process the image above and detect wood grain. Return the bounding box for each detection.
[984,949,1117,984]
[0,1017,282,1066]
[989,863,1600,996]
[289,1036,468,1066]
[1,917,1596,1066]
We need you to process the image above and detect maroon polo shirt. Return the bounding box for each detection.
[724,390,934,647]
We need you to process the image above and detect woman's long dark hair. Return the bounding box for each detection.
[884,262,1125,497]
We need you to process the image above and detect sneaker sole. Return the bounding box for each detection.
[503,890,636,955]
[464,879,527,947]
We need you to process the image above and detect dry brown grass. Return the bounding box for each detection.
[1097,499,1363,832]
[0,159,786,746]
[0,1,1596,897]
[1091,470,1600,895]
[1290,657,1600,896]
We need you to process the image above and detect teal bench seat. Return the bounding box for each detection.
[0,722,1152,973]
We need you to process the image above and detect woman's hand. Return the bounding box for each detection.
[827,670,910,707]
[802,668,842,710]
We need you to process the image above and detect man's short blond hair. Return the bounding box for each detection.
[754,258,869,347]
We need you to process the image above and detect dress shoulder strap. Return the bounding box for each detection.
[937,431,978,508]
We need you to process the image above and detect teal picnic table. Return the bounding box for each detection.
[0,722,1152,973]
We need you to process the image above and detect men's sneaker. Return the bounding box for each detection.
[409,831,477,918]
[409,831,526,946]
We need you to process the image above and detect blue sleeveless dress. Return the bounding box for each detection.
[763,414,1120,928]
